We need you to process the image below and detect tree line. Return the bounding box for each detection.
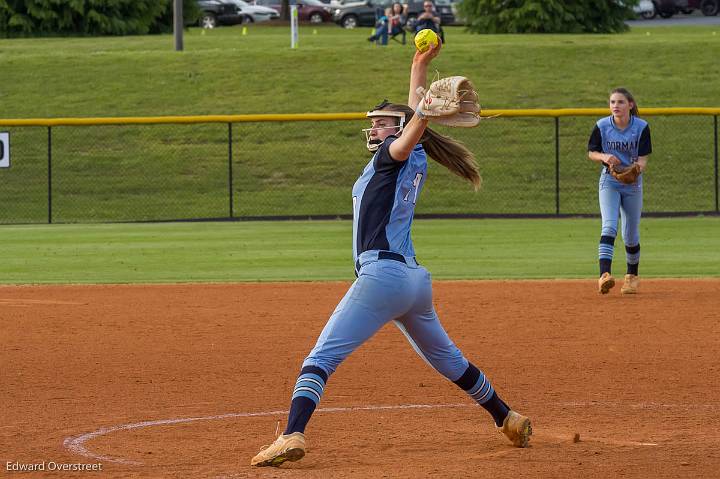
[0,0,200,36]
[1,0,638,36]
[459,0,636,33]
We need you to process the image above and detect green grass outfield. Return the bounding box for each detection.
[1,25,718,117]
[1,26,719,223]
[1,217,717,284]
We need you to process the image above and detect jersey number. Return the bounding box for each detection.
[403,173,423,204]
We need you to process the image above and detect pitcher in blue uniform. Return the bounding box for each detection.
[588,88,652,294]
[251,41,532,468]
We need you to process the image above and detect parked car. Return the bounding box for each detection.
[333,0,390,29]
[197,0,244,28]
[651,0,718,18]
[254,0,334,23]
[634,0,656,18]
[406,0,454,30]
[329,0,367,6]
[228,0,280,22]
[699,0,719,15]
[334,0,453,30]
[434,0,462,25]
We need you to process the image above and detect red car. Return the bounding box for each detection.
[254,0,334,23]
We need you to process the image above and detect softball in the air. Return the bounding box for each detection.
[414,28,439,53]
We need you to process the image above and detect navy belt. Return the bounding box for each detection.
[354,251,409,277]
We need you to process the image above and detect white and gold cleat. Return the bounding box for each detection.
[598,272,615,294]
[499,411,532,448]
[621,274,639,294]
[250,432,306,467]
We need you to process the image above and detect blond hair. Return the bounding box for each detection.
[381,103,482,190]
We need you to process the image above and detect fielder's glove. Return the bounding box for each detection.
[610,163,642,184]
[415,76,481,127]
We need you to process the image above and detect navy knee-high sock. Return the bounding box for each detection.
[453,362,510,427]
[599,235,616,276]
[284,365,328,435]
[626,244,640,275]
[599,258,612,276]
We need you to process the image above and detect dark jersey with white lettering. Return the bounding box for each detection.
[351,136,427,261]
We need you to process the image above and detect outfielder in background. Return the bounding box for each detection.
[587,87,652,294]
[251,41,532,467]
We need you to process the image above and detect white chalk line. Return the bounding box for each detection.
[539,431,660,448]
[63,403,471,465]
[0,298,86,306]
[63,400,719,466]
[559,401,720,411]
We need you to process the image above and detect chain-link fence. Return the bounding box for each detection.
[0,110,718,224]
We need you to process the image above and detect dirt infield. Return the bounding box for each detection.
[2,279,719,478]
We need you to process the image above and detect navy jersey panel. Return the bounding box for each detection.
[352,137,428,261]
[638,125,652,156]
[355,138,403,255]
[588,125,603,153]
[591,116,652,187]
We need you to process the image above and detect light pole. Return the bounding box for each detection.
[174,0,183,51]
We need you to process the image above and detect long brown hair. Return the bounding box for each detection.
[379,103,482,190]
[611,87,639,116]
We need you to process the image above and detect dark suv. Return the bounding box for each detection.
[334,0,454,29]
[197,0,244,28]
[653,0,719,17]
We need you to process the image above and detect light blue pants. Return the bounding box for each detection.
[302,253,469,382]
[598,176,643,260]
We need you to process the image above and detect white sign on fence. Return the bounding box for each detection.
[0,132,9,168]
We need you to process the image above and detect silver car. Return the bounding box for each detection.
[228,0,280,22]
[634,0,656,19]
